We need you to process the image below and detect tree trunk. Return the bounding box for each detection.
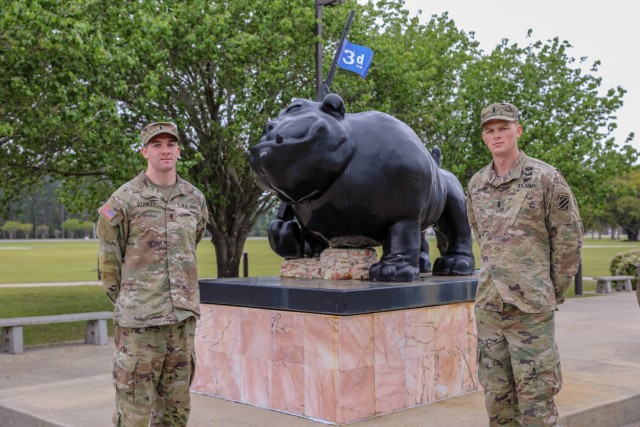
[211,230,248,278]
[624,228,639,242]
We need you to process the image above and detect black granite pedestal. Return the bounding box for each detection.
[199,273,478,315]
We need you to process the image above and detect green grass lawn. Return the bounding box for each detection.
[1,236,638,347]
[0,240,102,283]
[0,238,282,283]
[3,236,635,283]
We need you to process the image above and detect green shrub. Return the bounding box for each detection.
[609,249,640,288]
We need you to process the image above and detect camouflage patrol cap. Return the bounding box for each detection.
[480,102,519,127]
[140,122,180,145]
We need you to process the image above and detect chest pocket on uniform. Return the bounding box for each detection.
[509,188,544,227]
[471,189,493,235]
[173,207,199,228]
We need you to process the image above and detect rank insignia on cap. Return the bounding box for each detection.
[558,194,569,210]
[99,203,117,221]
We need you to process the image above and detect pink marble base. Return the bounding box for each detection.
[192,302,478,424]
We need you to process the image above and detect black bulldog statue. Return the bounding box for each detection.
[249,93,475,282]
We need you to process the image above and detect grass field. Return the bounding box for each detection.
[0,238,283,283]
[1,236,638,283]
[1,236,639,347]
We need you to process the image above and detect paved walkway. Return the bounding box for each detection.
[1,291,639,426]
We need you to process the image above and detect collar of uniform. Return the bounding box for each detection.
[173,176,188,196]
[137,172,160,200]
[484,150,528,186]
[136,171,188,199]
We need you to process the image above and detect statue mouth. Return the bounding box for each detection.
[248,145,319,204]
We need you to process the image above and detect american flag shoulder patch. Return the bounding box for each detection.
[99,203,117,221]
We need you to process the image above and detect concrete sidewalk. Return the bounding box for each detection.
[1,292,639,427]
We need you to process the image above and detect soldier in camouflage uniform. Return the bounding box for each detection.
[466,103,583,427]
[97,122,208,426]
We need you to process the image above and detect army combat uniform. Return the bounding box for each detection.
[97,171,208,426]
[467,151,583,427]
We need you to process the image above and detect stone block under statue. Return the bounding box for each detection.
[192,274,479,424]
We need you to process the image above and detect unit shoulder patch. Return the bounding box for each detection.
[558,193,570,210]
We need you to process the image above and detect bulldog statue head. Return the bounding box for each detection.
[249,94,355,204]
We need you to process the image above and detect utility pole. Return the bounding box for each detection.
[315,0,344,100]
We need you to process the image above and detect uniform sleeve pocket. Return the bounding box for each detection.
[97,218,119,243]
[113,351,137,397]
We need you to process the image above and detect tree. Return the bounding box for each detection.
[580,208,614,239]
[605,169,640,241]
[327,11,637,223]
[1,0,332,275]
[611,197,640,241]
[80,220,94,238]
[0,1,434,275]
[454,35,636,219]
[1,180,69,236]
[36,224,50,239]
[1,1,636,274]
[0,220,32,239]
[60,218,92,238]
[61,219,82,239]
[17,222,32,238]
[1,221,21,239]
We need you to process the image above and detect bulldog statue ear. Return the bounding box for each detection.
[320,93,346,119]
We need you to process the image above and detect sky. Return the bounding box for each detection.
[401,0,638,151]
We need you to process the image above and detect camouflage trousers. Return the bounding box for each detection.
[112,317,197,427]
[475,305,562,427]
